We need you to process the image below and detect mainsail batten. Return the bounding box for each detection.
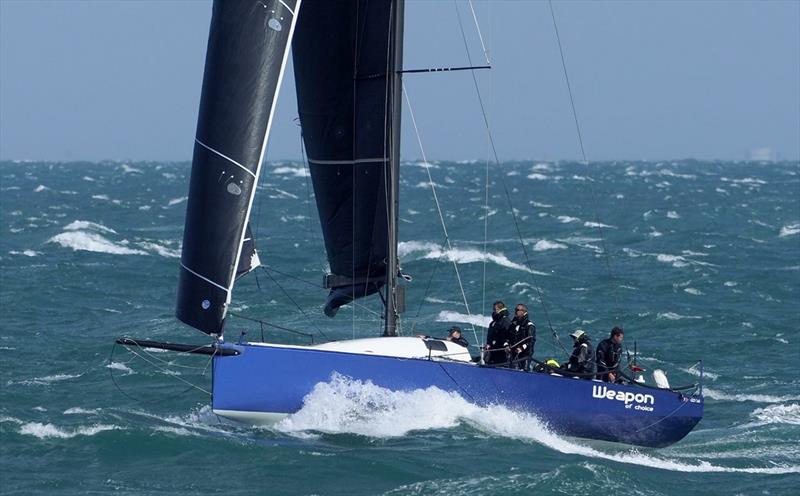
[293,0,401,318]
[176,0,301,335]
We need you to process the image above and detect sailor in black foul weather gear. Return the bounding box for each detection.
[509,303,536,370]
[564,329,593,378]
[596,326,624,382]
[446,326,469,348]
[484,301,512,365]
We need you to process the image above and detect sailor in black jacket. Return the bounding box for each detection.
[564,329,593,378]
[509,303,536,370]
[484,301,512,365]
[596,326,624,382]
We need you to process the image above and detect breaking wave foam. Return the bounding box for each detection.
[704,388,800,404]
[274,375,797,474]
[532,239,567,251]
[436,310,491,328]
[399,241,546,275]
[19,422,121,439]
[49,231,147,255]
[749,403,800,426]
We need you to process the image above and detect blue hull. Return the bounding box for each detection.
[211,343,703,447]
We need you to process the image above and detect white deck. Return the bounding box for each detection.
[246,336,473,362]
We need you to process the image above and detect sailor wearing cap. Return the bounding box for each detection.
[565,329,594,378]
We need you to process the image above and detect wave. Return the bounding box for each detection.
[48,231,147,256]
[704,388,800,403]
[274,375,798,474]
[398,241,546,275]
[779,223,800,237]
[272,166,310,177]
[533,239,567,251]
[9,373,82,386]
[8,250,41,257]
[106,362,135,375]
[584,221,615,229]
[137,241,180,258]
[64,220,117,234]
[63,407,100,415]
[18,422,122,439]
[749,403,800,426]
[656,312,703,320]
[436,310,491,329]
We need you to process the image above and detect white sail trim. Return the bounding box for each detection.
[181,263,230,293]
[226,0,302,310]
[277,0,295,16]
[194,138,256,179]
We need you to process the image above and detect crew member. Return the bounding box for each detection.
[509,303,535,370]
[484,301,512,365]
[596,326,624,382]
[564,329,593,378]
[446,326,469,348]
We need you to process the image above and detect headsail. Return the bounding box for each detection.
[176,0,300,335]
[293,0,403,318]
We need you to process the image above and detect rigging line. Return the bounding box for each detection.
[453,0,567,356]
[410,254,440,333]
[402,81,478,348]
[258,266,330,340]
[547,0,621,320]
[260,265,383,318]
[228,311,316,341]
[109,343,199,404]
[466,0,490,65]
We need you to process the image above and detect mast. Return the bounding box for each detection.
[384,0,404,337]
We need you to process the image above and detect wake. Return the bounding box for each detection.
[273,375,798,475]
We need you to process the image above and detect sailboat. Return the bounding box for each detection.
[117,0,703,448]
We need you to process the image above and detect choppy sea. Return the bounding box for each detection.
[1,159,798,495]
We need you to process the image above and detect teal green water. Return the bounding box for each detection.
[1,160,798,495]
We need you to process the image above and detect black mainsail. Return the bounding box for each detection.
[176,0,300,335]
[293,0,404,329]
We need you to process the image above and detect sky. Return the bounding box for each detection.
[1,0,798,162]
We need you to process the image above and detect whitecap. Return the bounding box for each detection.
[779,223,799,237]
[532,240,567,251]
[120,164,143,174]
[749,403,800,426]
[48,232,147,256]
[167,196,187,206]
[656,312,702,320]
[584,221,614,229]
[19,422,121,439]
[684,288,704,295]
[272,166,309,178]
[106,362,135,375]
[398,241,545,275]
[33,185,49,192]
[8,250,41,257]
[557,215,580,223]
[63,220,117,234]
[63,407,100,415]
[92,194,109,200]
[704,388,800,404]
[667,211,680,219]
[138,242,180,258]
[435,311,491,329]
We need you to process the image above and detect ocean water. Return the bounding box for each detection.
[1,159,798,495]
